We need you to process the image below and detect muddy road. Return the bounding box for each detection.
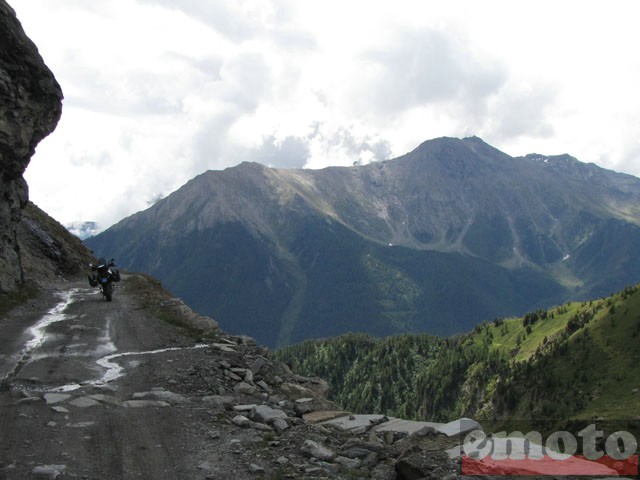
[0,277,221,479]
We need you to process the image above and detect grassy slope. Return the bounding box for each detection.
[274,284,640,433]
[472,285,640,423]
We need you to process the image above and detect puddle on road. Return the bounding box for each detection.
[95,344,209,384]
[25,289,78,352]
[8,287,210,392]
[1,290,79,384]
[51,344,209,392]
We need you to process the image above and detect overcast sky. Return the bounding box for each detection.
[11,0,640,233]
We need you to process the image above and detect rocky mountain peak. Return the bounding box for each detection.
[88,133,640,347]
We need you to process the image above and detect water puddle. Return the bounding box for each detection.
[25,289,78,352]
[95,344,209,384]
[1,290,79,384]
[8,287,210,392]
[49,344,209,393]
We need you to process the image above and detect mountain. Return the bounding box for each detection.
[85,136,640,347]
[274,282,640,434]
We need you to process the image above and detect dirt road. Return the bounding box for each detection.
[0,277,222,479]
[7,278,606,480]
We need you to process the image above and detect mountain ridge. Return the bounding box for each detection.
[86,136,640,347]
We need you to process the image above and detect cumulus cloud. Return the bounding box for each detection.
[356,29,507,117]
[218,53,272,111]
[304,123,392,169]
[483,83,557,142]
[13,0,640,233]
[617,141,640,177]
[248,135,309,169]
[137,0,304,45]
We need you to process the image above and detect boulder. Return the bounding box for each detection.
[250,405,287,424]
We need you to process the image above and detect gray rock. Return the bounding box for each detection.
[43,393,71,405]
[232,415,251,428]
[294,398,315,416]
[295,397,315,403]
[234,404,258,412]
[66,421,96,428]
[51,406,69,414]
[250,357,268,375]
[121,400,170,408]
[334,455,361,469]
[248,463,265,473]
[16,396,41,404]
[197,461,215,470]
[304,467,326,475]
[87,394,121,406]
[318,461,340,474]
[31,464,66,479]
[250,405,287,424]
[300,439,336,461]
[69,397,101,408]
[436,417,482,437]
[256,380,271,392]
[272,418,289,433]
[132,390,188,405]
[234,382,258,395]
[202,395,233,409]
[250,422,273,432]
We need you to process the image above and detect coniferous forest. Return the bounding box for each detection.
[274,284,640,435]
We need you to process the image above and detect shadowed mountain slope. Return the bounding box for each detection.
[86,137,640,347]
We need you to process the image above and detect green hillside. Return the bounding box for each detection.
[273,283,640,434]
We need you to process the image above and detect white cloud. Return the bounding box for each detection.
[356,29,506,115]
[10,0,640,232]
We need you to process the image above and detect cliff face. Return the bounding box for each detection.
[0,0,63,293]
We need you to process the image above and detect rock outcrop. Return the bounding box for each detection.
[0,0,63,293]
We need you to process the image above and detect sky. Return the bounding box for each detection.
[10,0,640,234]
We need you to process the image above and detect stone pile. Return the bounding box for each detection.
[23,331,469,478]
[158,333,465,479]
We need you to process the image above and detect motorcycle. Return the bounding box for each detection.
[88,258,121,301]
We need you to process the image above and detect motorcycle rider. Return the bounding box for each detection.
[88,258,120,301]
